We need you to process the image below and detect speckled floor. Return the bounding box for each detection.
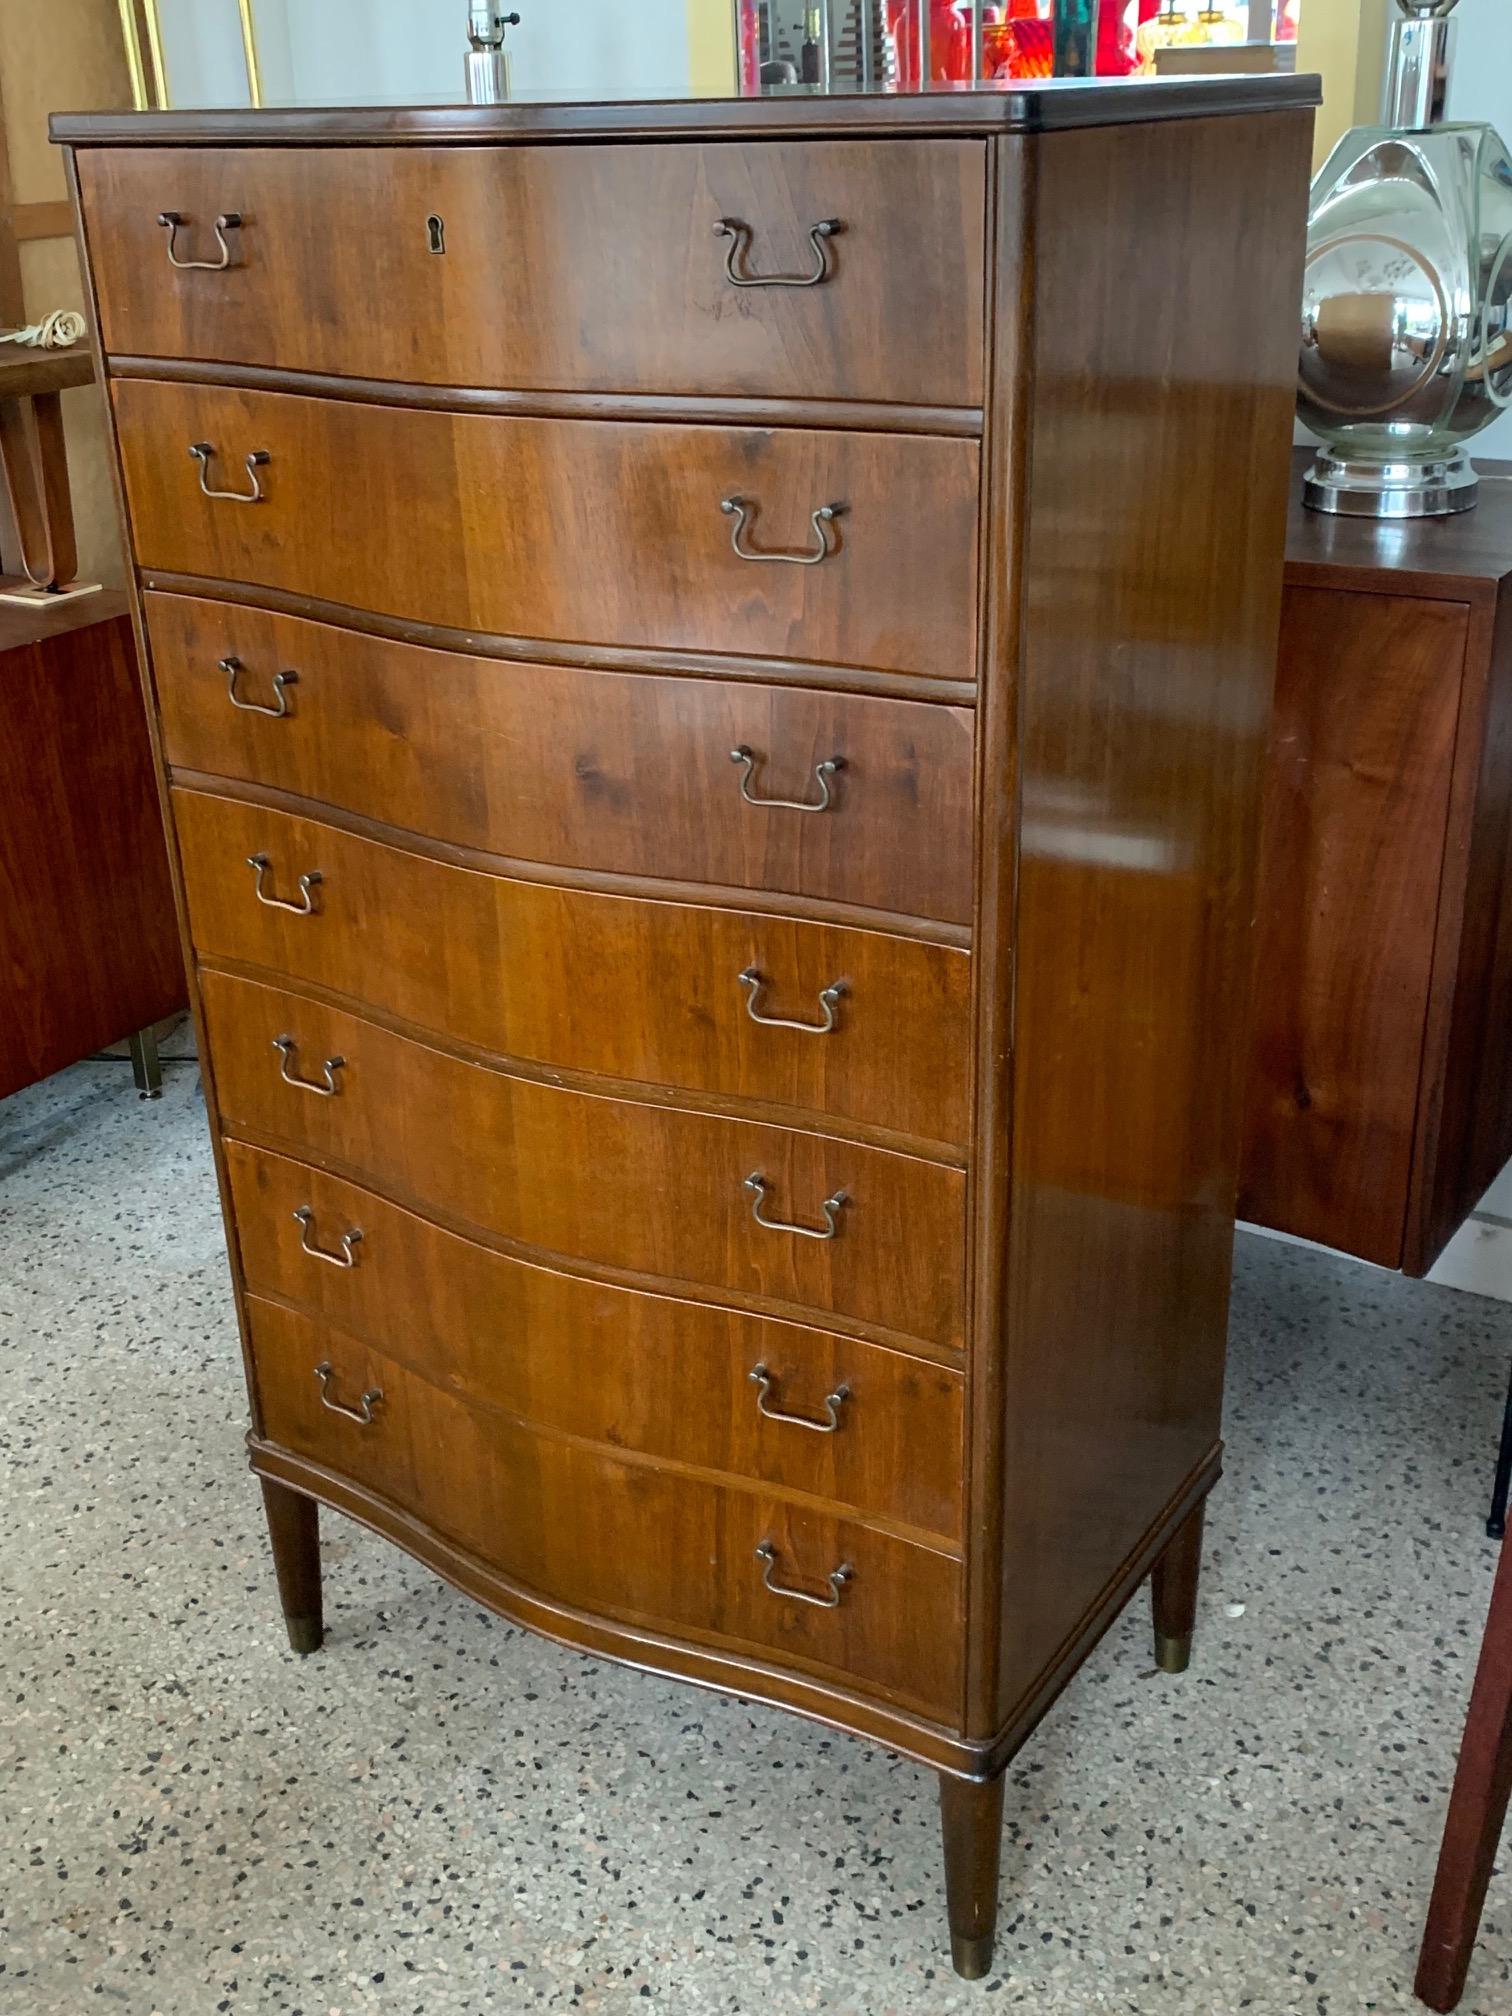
[2,1054,1510,2016]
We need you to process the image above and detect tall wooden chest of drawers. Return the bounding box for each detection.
[57,78,1316,1979]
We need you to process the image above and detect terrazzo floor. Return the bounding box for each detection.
[3,1052,1511,2016]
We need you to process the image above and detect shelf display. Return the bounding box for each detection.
[733,0,1281,91]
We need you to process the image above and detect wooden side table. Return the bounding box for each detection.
[0,345,100,602]
[1242,457,1512,1277]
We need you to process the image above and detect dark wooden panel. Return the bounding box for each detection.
[1409,583,1512,1275]
[113,380,980,683]
[79,141,986,409]
[145,593,977,925]
[174,787,972,1148]
[1239,587,1467,1267]
[974,109,1314,1732]
[0,603,185,1097]
[202,969,967,1350]
[251,1295,962,1717]
[229,1142,964,1543]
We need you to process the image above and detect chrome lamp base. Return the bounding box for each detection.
[1302,445,1480,520]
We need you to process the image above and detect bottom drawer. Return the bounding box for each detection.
[227,1142,963,1544]
[251,1296,961,1719]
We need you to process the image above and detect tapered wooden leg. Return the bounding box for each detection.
[1416,1536,1512,2012]
[1151,1496,1206,1674]
[939,1770,1005,1980]
[127,1025,162,1101]
[260,1478,324,1655]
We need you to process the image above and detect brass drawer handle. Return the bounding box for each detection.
[272,1034,344,1097]
[729,745,843,813]
[292,1205,362,1269]
[744,1172,846,1241]
[314,1360,381,1425]
[247,852,322,915]
[158,208,241,270]
[755,1540,853,1608]
[222,655,297,717]
[189,441,269,504]
[739,968,846,1035]
[749,1363,850,1434]
[721,495,843,567]
[714,216,841,288]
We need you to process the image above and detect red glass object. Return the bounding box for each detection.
[885,0,975,85]
[1096,0,1138,74]
[1003,14,1054,75]
[737,0,761,95]
[983,20,1014,73]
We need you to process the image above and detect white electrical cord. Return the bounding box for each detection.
[0,308,86,350]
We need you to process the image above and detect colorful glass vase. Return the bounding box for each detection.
[1003,15,1054,75]
[1053,0,1096,76]
[737,0,761,95]
[1096,0,1139,76]
[1134,2,1187,72]
[1193,3,1245,48]
[1136,0,1244,66]
[884,0,973,85]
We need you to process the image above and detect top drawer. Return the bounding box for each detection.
[75,141,987,411]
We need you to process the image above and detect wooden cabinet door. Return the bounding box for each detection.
[1240,585,1467,1267]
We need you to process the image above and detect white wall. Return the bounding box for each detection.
[1447,0,1512,459]
[509,2,690,100]
[162,0,692,108]
[153,0,252,107]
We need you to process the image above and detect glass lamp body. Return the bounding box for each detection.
[1299,122,1512,516]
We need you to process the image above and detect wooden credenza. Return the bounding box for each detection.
[57,80,1315,1978]
[0,593,184,1099]
[1243,468,1512,1275]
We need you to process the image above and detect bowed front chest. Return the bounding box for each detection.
[56,77,1315,1978]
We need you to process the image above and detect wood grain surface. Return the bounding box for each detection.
[79,140,987,410]
[974,107,1313,1731]
[145,592,978,924]
[174,786,972,1147]
[1240,586,1467,1266]
[114,379,980,682]
[251,1294,962,1717]
[203,969,967,1350]
[230,1141,963,1544]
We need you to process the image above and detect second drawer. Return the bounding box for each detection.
[177,788,970,1147]
[116,380,979,684]
[229,1141,963,1543]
